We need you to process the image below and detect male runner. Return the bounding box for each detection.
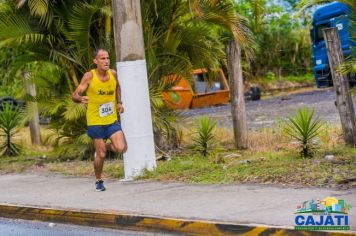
[72,49,127,191]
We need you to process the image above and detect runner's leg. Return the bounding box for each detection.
[93,138,107,180]
[109,130,127,154]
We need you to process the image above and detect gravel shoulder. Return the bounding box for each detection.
[183,88,356,130]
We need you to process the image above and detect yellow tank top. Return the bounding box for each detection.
[86,69,117,126]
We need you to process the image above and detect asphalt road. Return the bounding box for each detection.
[183,88,356,130]
[0,217,178,236]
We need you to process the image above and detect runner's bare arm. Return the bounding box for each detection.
[111,69,124,113]
[72,72,92,104]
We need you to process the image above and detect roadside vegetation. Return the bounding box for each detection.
[0,120,354,188]
[148,119,355,188]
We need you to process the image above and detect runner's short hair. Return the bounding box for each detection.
[93,48,109,58]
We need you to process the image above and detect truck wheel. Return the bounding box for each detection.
[349,73,356,87]
[250,86,261,101]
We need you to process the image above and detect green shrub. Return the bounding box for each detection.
[281,73,315,83]
[284,107,323,158]
[192,116,217,156]
[265,71,276,81]
[0,103,23,156]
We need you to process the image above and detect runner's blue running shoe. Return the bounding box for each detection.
[95,180,105,192]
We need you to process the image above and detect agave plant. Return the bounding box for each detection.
[0,102,23,156]
[192,116,217,156]
[284,107,324,158]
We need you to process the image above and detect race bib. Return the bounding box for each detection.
[99,102,114,117]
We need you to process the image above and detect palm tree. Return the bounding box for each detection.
[141,0,254,149]
[0,0,254,155]
[1,0,113,88]
[0,0,113,156]
[298,0,355,11]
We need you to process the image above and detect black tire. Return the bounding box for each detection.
[250,86,261,101]
[349,73,356,87]
[0,97,18,111]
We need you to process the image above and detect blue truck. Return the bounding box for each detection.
[311,1,355,87]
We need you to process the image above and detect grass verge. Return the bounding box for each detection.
[1,123,355,188]
[139,147,355,188]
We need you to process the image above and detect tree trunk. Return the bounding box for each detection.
[112,0,156,179]
[225,41,248,149]
[23,71,41,145]
[323,27,356,147]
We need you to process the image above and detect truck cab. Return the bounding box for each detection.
[311,1,354,87]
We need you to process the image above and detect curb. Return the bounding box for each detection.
[0,204,350,235]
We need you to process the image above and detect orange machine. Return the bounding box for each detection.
[162,69,230,109]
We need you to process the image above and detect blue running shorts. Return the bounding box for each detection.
[87,120,122,139]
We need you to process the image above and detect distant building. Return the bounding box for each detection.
[332,204,342,212]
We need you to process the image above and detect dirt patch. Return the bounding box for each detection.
[183,88,355,130]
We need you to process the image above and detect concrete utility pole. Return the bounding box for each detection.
[23,71,41,145]
[112,0,156,179]
[225,41,248,149]
[323,28,356,147]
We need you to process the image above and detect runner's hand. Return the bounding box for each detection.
[81,96,89,104]
[117,103,124,114]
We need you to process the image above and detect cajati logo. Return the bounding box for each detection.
[294,197,351,231]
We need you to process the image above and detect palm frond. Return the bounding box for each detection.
[0,8,46,45]
[338,58,356,74]
[298,0,355,12]
[66,2,97,68]
[189,0,255,60]
[63,99,87,122]
[28,0,48,17]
